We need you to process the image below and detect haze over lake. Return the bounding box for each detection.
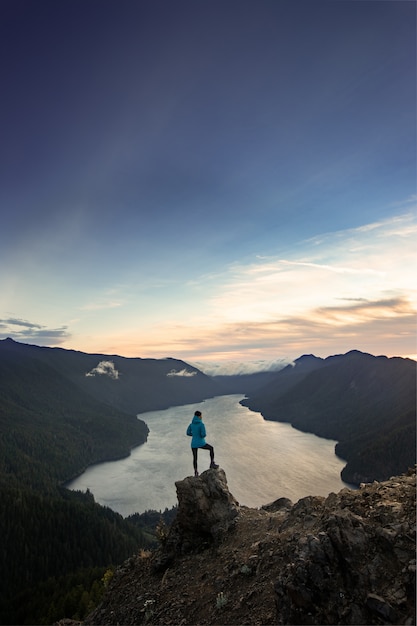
[68,395,350,516]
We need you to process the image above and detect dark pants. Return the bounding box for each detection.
[192,444,214,471]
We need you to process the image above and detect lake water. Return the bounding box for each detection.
[67,395,350,516]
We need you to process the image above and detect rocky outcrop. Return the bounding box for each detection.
[152,468,239,570]
[84,467,416,625]
[273,480,416,625]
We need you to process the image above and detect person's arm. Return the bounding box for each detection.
[200,423,206,438]
[186,424,192,436]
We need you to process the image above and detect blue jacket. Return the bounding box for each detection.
[186,415,206,448]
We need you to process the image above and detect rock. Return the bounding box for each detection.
[272,475,416,625]
[174,468,239,542]
[152,468,239,570]
[85,468,416,626]
[366,593,399,623]
[262,496,293,512]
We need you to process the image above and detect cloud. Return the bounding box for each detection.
[166,368,197,377]
[80,300,124,311]
[0,317,43,329]
[189,359,290,376]
[122,295,416,364]
[5,210,413,363]
[277,259,383,276]
[86,361,120,379]
[206,212,417,325]
[119,238,416,361]
[0,317,70,344]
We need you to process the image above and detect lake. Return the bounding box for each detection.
[67,394,350,516]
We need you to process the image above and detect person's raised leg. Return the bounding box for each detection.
[201,443,218,469]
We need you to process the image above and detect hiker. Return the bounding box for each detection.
[186,410,218,476]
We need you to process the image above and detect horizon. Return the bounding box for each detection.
[1,1,415,364]
[1,336,415,377]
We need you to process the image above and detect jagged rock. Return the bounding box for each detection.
[273,471,416,625]
[262,496,293,512]
[174,468,239,541]
[152,468,239,570]
[85,468,416,626]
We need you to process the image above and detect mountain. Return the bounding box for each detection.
[84,467,416,626]
[241,350,416,484]
[1,337,212,623]
[0,337,224,416]
[0,339,148,492]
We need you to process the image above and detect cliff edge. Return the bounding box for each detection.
[84,467,416,625]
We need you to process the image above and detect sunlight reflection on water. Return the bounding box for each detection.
[67,395,350,516]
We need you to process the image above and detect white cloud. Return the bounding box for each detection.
[86,360,120,379]
[167,368,197,377]
[189,359,290,376]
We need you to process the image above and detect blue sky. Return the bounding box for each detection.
[0,0,416,371]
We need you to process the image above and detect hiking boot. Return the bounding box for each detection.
[210,462,219,469]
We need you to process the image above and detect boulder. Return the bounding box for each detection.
[153,468,239,570]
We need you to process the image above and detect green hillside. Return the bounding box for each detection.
[0,348,149,492]
[242,351,416,483]
[0,341,154,624]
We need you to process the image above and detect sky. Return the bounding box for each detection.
[0,0,416,373]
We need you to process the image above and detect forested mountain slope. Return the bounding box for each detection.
[0,339,183,625]
[0,484,154,625]
[0,341,149,492]
[242,350,416,483]
[0,337,223,415]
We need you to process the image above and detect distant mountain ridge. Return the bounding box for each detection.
[0,337,223,415]
[241,349,416,484]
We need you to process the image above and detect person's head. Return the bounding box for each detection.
[194,410,202,419]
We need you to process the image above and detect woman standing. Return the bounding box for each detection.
[186,410,219,476]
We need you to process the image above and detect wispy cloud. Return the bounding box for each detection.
[0,317,70,344]
[0,317,43,330]
[80,301,124,311]
[112,212,416,361]
[80,288,127,311]
[209,212,417,320]
[141,295,415,361]
[277,259,383,276]
[3,212,415,364]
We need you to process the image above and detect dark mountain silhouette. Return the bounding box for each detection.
[0,337,223,416]
[0,338,148,492]
[241,350,416,484]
